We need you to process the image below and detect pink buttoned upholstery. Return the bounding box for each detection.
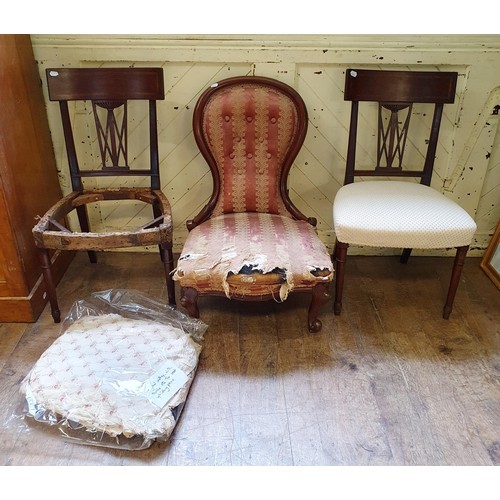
[200,82,300,216]
[175,76,333,332]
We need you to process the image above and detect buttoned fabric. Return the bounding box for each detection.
[201,83,299,216]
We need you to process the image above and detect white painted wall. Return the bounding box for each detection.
[31,35,500,255]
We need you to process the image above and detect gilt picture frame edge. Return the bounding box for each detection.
[480,220,500,289]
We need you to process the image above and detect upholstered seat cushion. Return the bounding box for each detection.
[20,314,201,444]
[333,181,477,248]
[173,212,333,300]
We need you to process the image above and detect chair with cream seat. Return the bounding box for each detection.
[333,69,477,319]
[173,76,333,332]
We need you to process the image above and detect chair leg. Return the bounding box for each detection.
[400,248,412,264]
[333,241,349,315]
[76,205,97,263]
[161,244,176,306]
[308,282,331,333]
[180,287,200,318]
[443,245,469,319]
[38,248,61,323]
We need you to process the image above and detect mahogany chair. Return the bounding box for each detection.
[173,76,333,332]
[33,68,176,323]
[333,69,477,319]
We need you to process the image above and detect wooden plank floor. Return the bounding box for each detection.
[0,252,498,466]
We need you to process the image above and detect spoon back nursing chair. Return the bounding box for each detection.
[33,67,176,322]
[333,69,477,319]
[173,76,333,332]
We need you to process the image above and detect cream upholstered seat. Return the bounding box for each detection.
[174,76,333,332]
[334,181,476,249]
[333,69,477,319]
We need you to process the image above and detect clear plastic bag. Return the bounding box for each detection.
[17,289,208,450]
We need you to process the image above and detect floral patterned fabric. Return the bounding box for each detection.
[20,314,201,442]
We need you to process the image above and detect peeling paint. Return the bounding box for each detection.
[32,36,500,256]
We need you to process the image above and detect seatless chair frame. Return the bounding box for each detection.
[33,68,175,322]
[334,69,471,319]
[178,76,332,332]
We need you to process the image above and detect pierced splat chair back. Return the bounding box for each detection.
[333,69,477,320]
[189,76,311,228]
[344,69,458,185]
[34,67,176,323]
[46,67,164,191]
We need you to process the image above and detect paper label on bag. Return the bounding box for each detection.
[144,360,189,408]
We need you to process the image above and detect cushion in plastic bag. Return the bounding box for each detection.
[20,313,201,445]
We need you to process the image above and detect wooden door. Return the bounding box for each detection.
[0,35,74,322]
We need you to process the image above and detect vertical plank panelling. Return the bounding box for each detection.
[293,66,348,241]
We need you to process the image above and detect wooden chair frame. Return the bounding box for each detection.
[333,69,471,319]
[33,68,176,322]
[179,76,331,332]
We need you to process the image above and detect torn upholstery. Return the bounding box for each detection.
[173,212,333,300]
[175,76,334,331]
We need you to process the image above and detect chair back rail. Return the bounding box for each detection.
[46,68,164,101]
[344,69,458,186]
[46,68,163,191]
